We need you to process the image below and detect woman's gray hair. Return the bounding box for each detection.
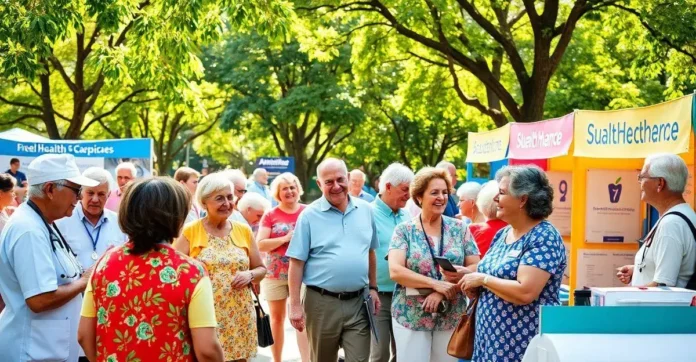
[456,182,482,201]
[645,153,688,193]
[196,172,234,207]
[82,167,114,192]
[495,165,554,220]
[476,181,500,220]
[378,163,414,194]
[27,180,66,199]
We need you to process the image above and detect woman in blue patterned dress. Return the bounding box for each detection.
[459,166,566,362]
[389,167,480,362]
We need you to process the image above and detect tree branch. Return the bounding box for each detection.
[296,1,374,11]
[0,96,43,112]
[80,89,151,134]
[48,57,77,93]
[0,114,43,126]
[97,119,120,138]
[408,51,448,67]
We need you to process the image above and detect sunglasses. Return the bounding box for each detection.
[62,184,82,197]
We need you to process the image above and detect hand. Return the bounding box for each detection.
[464,287,480,300]
[616,265,634,285]
[422,292,445,313]
[460,272,486,291]
[369,289,380,315]
[288,303,306,332]
[79,265,95,290]
[442,265,472,283]
[231,271,253,289]
[431,280,457,300]
[283,230,294,243]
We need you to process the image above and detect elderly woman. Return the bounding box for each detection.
[460,166,566,362]
[467,181,508,257]
[388,167,480,362]
[256,172,309,362]
[175,166,202,224]
[456,182,484,224]
[78,177,224,362]
[235,192,272,235]
[174,172,267,362]
[0,173,15,312]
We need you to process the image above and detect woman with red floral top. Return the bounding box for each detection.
[256,172,309,362]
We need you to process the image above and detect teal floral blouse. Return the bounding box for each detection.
[389,216,480,331]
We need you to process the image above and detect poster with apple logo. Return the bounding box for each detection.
[546,171,572,236]
[585,169,641,243]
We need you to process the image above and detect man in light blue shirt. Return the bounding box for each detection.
[287,158,380,362]
[370,163,414,362]
[0,154,98,362]
[55,167,128,271]
[349,169,375,202]
[247,168,275,205]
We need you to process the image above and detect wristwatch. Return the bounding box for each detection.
[369,286,379,292]
[483,275,490,286]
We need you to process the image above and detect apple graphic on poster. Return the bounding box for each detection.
[608,177,622,203]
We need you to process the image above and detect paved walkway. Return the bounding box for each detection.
[250,300,303,362]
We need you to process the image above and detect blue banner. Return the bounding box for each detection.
[0,138,152,158]
[255,157,295,177]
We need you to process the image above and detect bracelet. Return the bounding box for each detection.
[369,286,379,292]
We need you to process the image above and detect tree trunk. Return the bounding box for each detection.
[291,145,310,193]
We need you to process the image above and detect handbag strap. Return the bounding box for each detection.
[250,285,267,317]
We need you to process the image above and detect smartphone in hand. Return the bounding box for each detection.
[434,257,457,272]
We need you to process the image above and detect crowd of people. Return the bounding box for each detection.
[0,151,693,362]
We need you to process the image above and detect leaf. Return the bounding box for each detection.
[615,177,622,184]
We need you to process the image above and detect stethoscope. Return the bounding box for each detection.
[26,200,84,279]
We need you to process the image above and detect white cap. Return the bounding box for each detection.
[27,154,100,187]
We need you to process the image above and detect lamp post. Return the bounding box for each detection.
[182,130,195,167]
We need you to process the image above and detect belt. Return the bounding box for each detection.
[307,285,362,300]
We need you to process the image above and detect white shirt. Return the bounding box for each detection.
[0,202,83,362]
[55,205,128,270]
[632,203,696,287]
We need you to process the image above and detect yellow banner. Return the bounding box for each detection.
[574,95,693,158]
[466,124,510,163]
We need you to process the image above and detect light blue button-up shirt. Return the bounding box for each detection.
[358,190,375,202]
[248,181,275,204]
[371,196,410,292]
[287,196,379,293]
[55,205,128,269]
[0,202,84,362]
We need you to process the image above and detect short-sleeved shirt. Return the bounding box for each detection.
[358,191,375,202]
[55,205,128,269]
[473,221,566,362]
[6,169,26,185]
[104,189,122,213]
[0,202,84,362]
[469,219,509,257]
[286,196,379,293]
[632,203,696,287]
[389,216,480,331]
[371,197,410,292]
[260,204,306,280]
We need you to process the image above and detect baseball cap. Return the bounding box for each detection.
[27,154,100,187]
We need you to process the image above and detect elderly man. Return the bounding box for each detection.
[617,153,696,288]
[456,181,483,224]
[104,161,137,212]
[287,158,380,362]
[223,169,250,223]
[248,168,274,204]
[0,154,99,362]
[370,163,414,362]
[349,169,375,202]
[56,167,128,270]
[234,192,272,234]
[435,161,461,218]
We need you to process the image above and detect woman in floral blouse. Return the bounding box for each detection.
[175,173,267,362]
[388,167,480,362]
[78,177,224,362]
[256,172,309,362]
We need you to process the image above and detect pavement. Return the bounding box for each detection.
[250,299,303,362]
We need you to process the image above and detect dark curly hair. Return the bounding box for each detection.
[118,177,191,254]
[495,166,554,220]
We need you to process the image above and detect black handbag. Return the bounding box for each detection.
[251,287,274,347]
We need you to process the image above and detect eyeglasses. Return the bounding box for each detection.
[236,188,247,194]
[637,174,661,182]
[62,184,82,197]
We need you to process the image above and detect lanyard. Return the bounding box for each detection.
[26,200,83,277]
[419,215,445,280]
[81,218,103,252]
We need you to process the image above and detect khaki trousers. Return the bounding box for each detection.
[303,287,371,362]
[370,293,396,362]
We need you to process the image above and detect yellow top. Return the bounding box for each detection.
[183,219,253,259]
[81,274,217,328]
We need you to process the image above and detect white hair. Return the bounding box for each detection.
[237,192,272,212]
[379,163,414,193]
[222,169,247,187]
[195,172,234,207]
[82,167,114,191]
[252,168,267,179]
[270,172,304,202]
[349,169,366,180]
[27,180,66,199]
[436,161,455,170]
[456,181,482,201]
[645,153,688,193]
[476,180,499,220]
[316,158,348,178]
[115,162,137,178]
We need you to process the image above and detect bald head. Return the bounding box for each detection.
[316,158,350,209]
[316,158,348,179]
[436,161,457,186]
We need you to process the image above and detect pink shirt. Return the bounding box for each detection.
[104,189,122,213]
[260,204,306,280]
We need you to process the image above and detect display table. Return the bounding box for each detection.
[522,306,696,362]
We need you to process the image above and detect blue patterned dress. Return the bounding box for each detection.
[472,221,566,362]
